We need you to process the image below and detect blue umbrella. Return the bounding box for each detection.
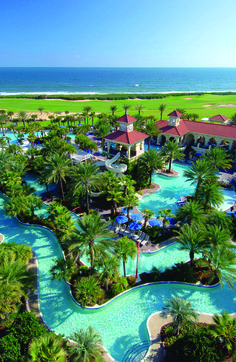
[166,216,177,225]
[129,222,142,231]
[116,215,128,224]
[121,207,133,214]
[131,213,143,221]
[149,219,162,227]
[226,211,235,217]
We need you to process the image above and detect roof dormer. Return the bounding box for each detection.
[167,110,182,126]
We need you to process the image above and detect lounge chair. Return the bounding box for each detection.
[131,230,142,241]
[119,225,127,235]
[141,235,150,246]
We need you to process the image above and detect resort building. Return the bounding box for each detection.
[104,113,148,159]
[156,110,236,155]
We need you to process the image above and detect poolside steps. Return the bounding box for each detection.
[122,341,150,362]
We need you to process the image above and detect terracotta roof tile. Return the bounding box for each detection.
[167,110,183,117]
[104,130,148,144]
[116,114,137,124]
[210,114,229,122]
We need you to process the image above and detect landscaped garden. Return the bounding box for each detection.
[0,108,236,361]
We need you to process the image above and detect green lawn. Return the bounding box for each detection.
[1,94,236,120]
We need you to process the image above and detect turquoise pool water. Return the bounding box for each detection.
[0,193,236,361]
[138,163,236,214]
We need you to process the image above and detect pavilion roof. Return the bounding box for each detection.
[167,110,183,117]
[116,114,137,124]
[104,130,148,145]
[209,114,229,122]
[156,119,236,139]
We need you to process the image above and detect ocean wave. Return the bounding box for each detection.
[1,90,236,96]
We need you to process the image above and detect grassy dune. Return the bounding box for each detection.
[1,94,236,120]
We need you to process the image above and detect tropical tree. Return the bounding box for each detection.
[161,140,184,172]
[69,213,114,269]
[106,185,123,215]
[50,257,75,286]
[75,276,102,307]
[94,123,111,148]
[145,119,160,150]
[115,236,137,277]
[136,104,143,116]
[184,158,218,191]
[0,114,7,136]
[122,192,139,218]
[82,105,92,125]
[28,333,67,362]
[140,149,164,186]
[71,160,101,214]
[123,104,131,113]
[18,111,27,128]
[69,326,103,361]
[202,225,232,251]
[163,296,197,335]
[196,182,224,210]
[41,153,71,202]
[175,224,207,266]
[142,208,155,228]
[203,245,236,289]
[158,208,175,232]
[207,209,233,230]
[209,311,236,356]
[98,255,120,292]
[159,104,166,120]
[203,147,232,171]
[176,200,205,226]
[110,105,117,116]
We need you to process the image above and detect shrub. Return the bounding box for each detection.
[75,276,103,307]
[9,311,46,355]
[0,333,21,362]
[111,277,128,296]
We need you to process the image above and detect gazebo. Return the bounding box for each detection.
[104,113,148,159]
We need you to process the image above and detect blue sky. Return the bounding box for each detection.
[1,0,236,67]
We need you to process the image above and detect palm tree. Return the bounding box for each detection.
[142,208,155,228]
[110,105,117,116]
[50,257,75,286]
[158,208,175,232]
[140,149,164,186]
[115,236,137,277]
[122,192,139,219]
[175,224,207,266]
[98,255,120,292]
[161,140,184,173]
[106,185,123,215]
[71,161,101,214]
[41,153,71,202]
[0,114,7,136]
[94,123,111,148]
[18,111,27,128]
[184,158,218,191]
[176,200,205,226]
[75,276,102,307]
[203,245,236,289]
[145,119,160,150]
[70,326,103,362]
[202,225,232,251]
[123,104,131,114]
[158,104,166,120]
[136,104,143,116]
[69,213,114,269]
[196,182,224,210]
[163,296,197,335]
[82,106,92,125]
[207,209,233,230]
[28,333,67,362]
[203,147,232,171]
[5,196,28,217]
[209,311,236,356]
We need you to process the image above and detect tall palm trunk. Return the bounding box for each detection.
[123,259,126,278]
[89,242,94,269]
[59,175,65,202]
[86,185,89,215]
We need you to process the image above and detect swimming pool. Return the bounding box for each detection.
[0,193,235,361]
[138,163,236,214]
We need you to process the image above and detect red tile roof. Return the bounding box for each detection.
[104,130,148,145]
[167,110,182,117]
[157,120,189,136]
[116,114,137,124]
[210,114,229,122]
[156,119,236,139]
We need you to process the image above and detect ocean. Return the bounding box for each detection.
[0,67,236,95]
